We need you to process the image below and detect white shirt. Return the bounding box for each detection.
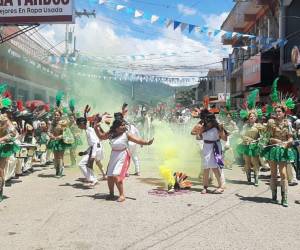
[85,127,101,158]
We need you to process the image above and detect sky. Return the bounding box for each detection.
[40,0,235,79]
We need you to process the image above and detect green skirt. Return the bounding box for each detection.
[0,143,21,158]
[236,143,260,157]
[47,140,71,152]
[263,146,297,163]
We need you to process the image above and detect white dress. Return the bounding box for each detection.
[202,128,222,169]
[107,133,131,179]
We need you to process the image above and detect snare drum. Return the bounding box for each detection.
[15,148,28,158]
[36,144,47,153]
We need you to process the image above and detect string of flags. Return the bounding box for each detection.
[97,0,287,49]
[75,70,224,87]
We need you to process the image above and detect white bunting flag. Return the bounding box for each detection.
[99,0,106,5]
[134,10,143,18]
[116,5,125,11]
[151,15,159,24]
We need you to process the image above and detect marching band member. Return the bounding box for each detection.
[0,114,20,202]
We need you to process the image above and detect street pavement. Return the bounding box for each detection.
[1,151,300,250]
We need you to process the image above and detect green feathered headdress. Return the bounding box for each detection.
[0,83,7,96]
[1,98,12,108]
[271,77,280,103]
[271,77,296,111]
[247,89,259,109]
[240,88,261,120]
[225,96,231,111]
[56,90,64,108]
[69,98,75,113]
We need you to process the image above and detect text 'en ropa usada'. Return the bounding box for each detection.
[0,0,70,6]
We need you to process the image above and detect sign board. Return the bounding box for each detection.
[243,53,261,86]
[0,0,74,24]
[218,93,230,102]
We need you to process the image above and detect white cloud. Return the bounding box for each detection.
[202,12,229,29]
[39,14,226,79]
[177,4,197,16]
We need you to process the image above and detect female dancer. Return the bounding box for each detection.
[0,114,20,202]
[94,115,154,202]
[47,111,71,177]
[264,106,296,207]
[263,78,297,207]
[237,112,262,186]
[191,111,227,194]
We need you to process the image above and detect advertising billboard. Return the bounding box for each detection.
[0,0,74,24]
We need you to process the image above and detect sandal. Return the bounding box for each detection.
[117,196,126,202]
[213,188,224,194]
[201,188,208,194]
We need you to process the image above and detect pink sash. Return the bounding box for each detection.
[118,149,131,181]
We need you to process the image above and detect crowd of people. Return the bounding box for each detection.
[191,78,300,207]
[1,77,300,207]
[0,84,154,203]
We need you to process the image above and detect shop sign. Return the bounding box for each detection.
[0,0,74,24]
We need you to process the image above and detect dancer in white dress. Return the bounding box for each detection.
[94,115,154,202]
[192,111,227,194]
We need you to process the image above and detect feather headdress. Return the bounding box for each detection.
[220,95,237,120]
[0,83,12,110]
[240,88,262,119]
[271,77,295,111]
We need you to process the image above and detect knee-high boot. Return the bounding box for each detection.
[58,159,64,177]
[0,176,4,202]
[270,178,278,203]
[54,159,59,176]
[281,179,288,207]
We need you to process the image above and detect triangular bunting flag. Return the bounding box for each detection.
[116,5,125,11]
[134,10,143,18]
[151,15,159,24]
[173,21,181,30]
[180,23,188,32]
[166,19,173,28]
[188,24,195,33]
[99,0,106,4]
[213,29,221,36]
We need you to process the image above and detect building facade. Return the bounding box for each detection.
[0,26,66,104]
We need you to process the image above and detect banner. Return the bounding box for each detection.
[0,0,74,24]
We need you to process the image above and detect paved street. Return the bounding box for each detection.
[1,149,300,250]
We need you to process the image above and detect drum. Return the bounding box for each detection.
[36,144,47,153]
[15,148,28,158]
